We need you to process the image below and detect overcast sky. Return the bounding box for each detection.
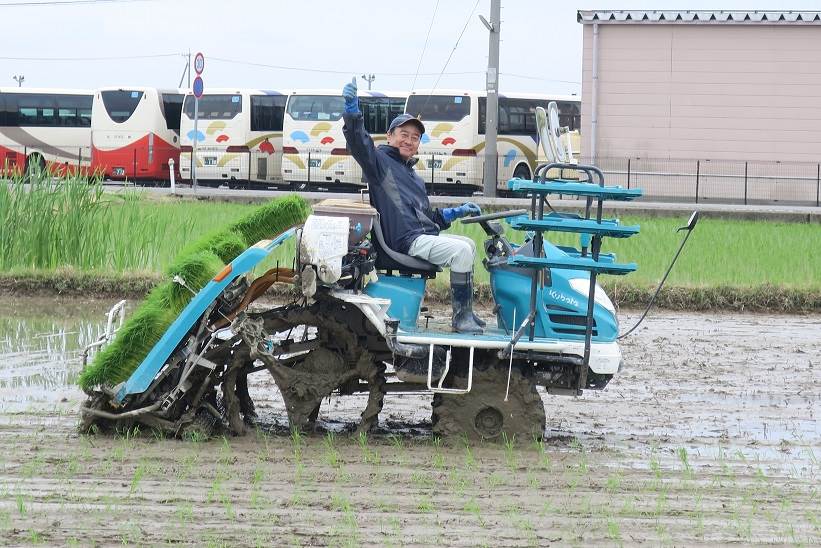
[2,0,820,94]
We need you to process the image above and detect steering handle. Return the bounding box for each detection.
[460,209,529,224]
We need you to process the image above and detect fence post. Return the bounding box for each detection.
[626,157,631,189]
[307,151,311,184]
[133,148,137,182]
[248,150,252,183]
[77,147,82,176]
[744,161,748,205]
[695,160,700,204]
[817,163,820,207]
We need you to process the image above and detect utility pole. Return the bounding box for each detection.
[361,73,376,90]
[13,74,24,87]
[480,0,500,197]
[178,53,190,89]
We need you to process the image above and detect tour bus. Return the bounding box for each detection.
[0,87,93,177]
[404,90,581,194]
[179,89,288,188]
[281,89,407,190]
[91,87,184,182]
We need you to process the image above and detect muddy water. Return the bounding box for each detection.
[0,297,818,545]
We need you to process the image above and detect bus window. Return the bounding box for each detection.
[286,95,344,122]
[406,95,469,122]
[101,90,144,123]
[183,94,242,120]
[251,95,287,131]
[557,101,580,131]
[161,93,184,131]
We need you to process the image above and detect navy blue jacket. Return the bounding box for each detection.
[343,112,449,254]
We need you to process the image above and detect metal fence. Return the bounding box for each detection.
[4,142,821,205]
[586,157,821,207]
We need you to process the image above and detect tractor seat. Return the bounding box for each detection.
[371,213,441,277]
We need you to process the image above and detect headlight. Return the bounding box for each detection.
[568,278,615,314]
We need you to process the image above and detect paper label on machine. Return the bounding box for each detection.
[300,215,350,284]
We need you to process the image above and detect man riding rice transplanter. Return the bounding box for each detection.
[341,77,485,334]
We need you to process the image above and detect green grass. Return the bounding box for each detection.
[2,172,820,309]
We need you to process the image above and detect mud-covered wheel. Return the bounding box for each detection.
[431,364,546,441]
[179,409,217,441]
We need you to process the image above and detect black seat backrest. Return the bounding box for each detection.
[371,212,441,276]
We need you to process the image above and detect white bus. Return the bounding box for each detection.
[0,87,93,177]
[91,87,184,182]
[179,89,288,188]
[281,89,407,190]
[405,90,581,194]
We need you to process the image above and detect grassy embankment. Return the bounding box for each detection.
[2,174,820,311]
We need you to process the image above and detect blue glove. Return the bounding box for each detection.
[342,77,359,114]
[442,202,482,223]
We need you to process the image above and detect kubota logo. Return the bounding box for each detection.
[548,289,579,308]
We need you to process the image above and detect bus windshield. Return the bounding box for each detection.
[183,94,242,120]
[286,95,344,122]
[161,93,183,130]
[405,95,469,122]
[101,90,143,123]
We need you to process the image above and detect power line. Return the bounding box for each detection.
[0,53,183,61]
[0,0,149,6]
[427,0,481,94]
[209,56,483,77]
[411,0,440,91]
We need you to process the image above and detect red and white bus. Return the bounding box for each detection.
[91,87,184,182]
[0,87,93,177]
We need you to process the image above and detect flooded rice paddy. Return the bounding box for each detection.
[0,296,818,545]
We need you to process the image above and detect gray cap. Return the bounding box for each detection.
[388,113,425,135]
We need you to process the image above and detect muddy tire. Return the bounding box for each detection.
[431,364,545,442]
[179,409,217,441]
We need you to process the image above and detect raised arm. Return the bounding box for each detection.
[341,77,383,184]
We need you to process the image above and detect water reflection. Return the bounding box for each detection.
[0,296,121,411]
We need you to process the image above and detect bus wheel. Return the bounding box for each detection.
[25,154,46,181]
[513,164,531,182]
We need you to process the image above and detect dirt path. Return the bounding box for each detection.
[0,304,818,545]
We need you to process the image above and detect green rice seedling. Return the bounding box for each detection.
[331,492,353,513]
[290,426,303,463]
[433,451,445,470]
[357,431,380,464]
[677,447,694,479]
[606,516,622,543]
[502,432,518,471]
[27,529,42,543]
[324,431,341,469]
[463,446,477,472]
[16,493,26,515]
[531,436,551,470]
[130,460,146,495]
[175,503,194,525]
[606,471,623,494]
[449,468,468,496]
[410,471,434,489]
[78,194,310,391]
[417,495,434,513]
[463,497,484,525]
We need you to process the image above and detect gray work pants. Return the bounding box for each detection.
[407,234,476,274]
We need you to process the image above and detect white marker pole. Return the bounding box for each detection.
[168,158,176,195]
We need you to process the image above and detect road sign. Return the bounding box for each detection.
[193,76,204,98]
[194,52,205,75]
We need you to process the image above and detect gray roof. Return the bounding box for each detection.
[577,10,821,24]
